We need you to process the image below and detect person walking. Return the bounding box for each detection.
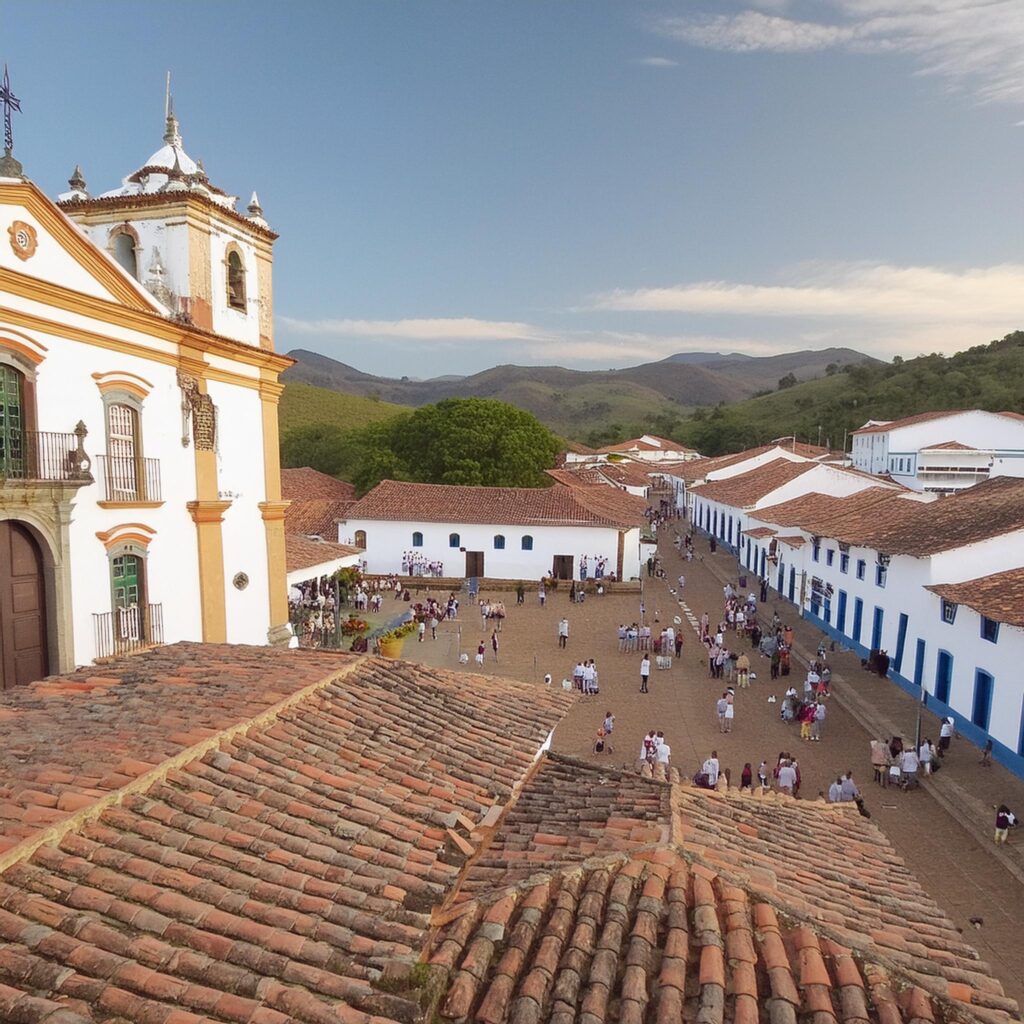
[429,615,439,640]
[476,640,485,665]
[602,711,615,753]
[995,804,1015,844]
[840,770,860,802]
[939,717,955,758]
[736,651,750,688]
[640,654,651,693]
[417,619,426,643]
[558,617,569,649]
[723,694,735,734]
[716,692,729,732]
[491,630,499,661]
[811,700,825,741]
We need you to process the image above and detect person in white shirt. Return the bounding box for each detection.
[640,654,651,694]
[558,618,569,648]
[900,748,920,788]
[828,777,843,802]
[703,752,720,786]
[656,742,671,767]
[919,739,934,775]
[939,717,955,758]
[777,761,797,793]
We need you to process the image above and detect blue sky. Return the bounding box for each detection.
[5,0,1024,375]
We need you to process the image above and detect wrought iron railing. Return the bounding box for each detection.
[0,425,93,483]
[96,454,162,502]
[92,603,164,658]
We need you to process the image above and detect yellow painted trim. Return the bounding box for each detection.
[0,304,267,393]
[95,522,157,550]
[96,501,165,511]
[91,370,154,398]
[0,266,292,373]
[186,500,230,642]
[258,500,290,522]
[0,180,155,310]
[0,334,46,365]
[186,499,232,524]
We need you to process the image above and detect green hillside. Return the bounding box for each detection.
[279,382,409,434]
[673,330,1024,455]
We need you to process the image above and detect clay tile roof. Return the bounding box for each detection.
[427,759,1018,1024]
[600,436,697,454]
[0,644,574,1024]
[344,480,648,529]
[692,458,818,506]
[285,533,360,573]
[281,467,357,501]
[926,567,1024,627]
[544,467,609,488]
[921,440,978,451]
[776,534,807,546]
[284,496,354,538]
[853,410,973,435]
[741,526,776,538]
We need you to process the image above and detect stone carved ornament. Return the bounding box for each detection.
[176,371,217,451]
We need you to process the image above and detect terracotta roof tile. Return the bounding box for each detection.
[0,645,573,1024]
[692,459,818,506]
[344,480,648,529]
[853,411,973,435]
[922,440,979,452]
[285,534,360,573]
[281,467,357,502]
[926,567,1024,627]
[427,758,1016,1024]
[284,497,354,539]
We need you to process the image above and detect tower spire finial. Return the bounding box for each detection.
[0,64,24,178]
[164,70,171,120]
[162,71,181,147]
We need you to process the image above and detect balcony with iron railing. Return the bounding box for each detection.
[92,603,164,659]
[0,423,93,486]
[96,454,163,505]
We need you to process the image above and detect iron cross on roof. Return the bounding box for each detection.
[0,64,21,153]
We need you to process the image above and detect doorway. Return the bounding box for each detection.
[552,555,574,580]
[0,520,48,689]
[465,551,484,578]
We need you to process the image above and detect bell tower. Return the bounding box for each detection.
[56,91,277,350]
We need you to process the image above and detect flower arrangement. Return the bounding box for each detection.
[378,620,417,643]
[340,616,370,636]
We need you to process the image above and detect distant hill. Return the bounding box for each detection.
[674,330,1024,456]
[281,346,871,439]
[278,382,410,434]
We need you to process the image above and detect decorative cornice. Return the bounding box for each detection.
[258,500,291,522]
[186,499,232,524]
[95,522,157,550]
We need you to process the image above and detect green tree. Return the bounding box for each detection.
[777,373,798,390]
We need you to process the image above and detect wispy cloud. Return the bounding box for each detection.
[591,262,1024,322]
[635,56,678,67]
[655,1,1024,105]
[278,316,554,343]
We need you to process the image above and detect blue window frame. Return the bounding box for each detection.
[521,535,533,551]
[856,559,866,580]
[875,563,887,587]
[913,639,926,689]
[894,613,908,673]
[871,606,884,651]
[412,531,423,547]
[836,591,847,633]
[812,542,820,562]
[448,532,460,548]
[935,650,953,704]
[941,599,957,625]
[972,670,993,730]
[493,534,505,550]
[826,549,834,567]
[981,617,1000,643]
[839,553,849,574]
[852,598,864,643]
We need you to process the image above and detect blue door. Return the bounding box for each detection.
[935,650,952,704]
[823,596,832,624]
[759,549,767,578]
[852,598,864,643]
[788,568,796,602]
[777,560,784,594]
[871,607,884,651]
[836,591,847,633]
[893,613,908,673]
[972,671,993,730]
[913,639,926,689]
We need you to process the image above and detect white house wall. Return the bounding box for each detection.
[340,519,641,581]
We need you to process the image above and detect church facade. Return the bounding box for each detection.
[0,101,291,689]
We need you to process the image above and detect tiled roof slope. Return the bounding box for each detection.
[752,488,924,543]
[691,459,817,506]
[852,411,968,435]
[927,567,1024,628]
[449,756,671,905]
[922,441,978,452]
[344,481,647,529]
[286,534,360,573]
[427,758,1017,1024]
[285,497,354,539]
[0,645,574,1024]
[280,468,357,502]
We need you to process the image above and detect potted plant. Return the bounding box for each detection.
[377,619,417,658]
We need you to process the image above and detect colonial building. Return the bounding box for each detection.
[340,478,648,580]
[0,101,291,688]
[851,409,1024,493]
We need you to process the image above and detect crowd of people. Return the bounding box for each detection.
[400,553,445,577]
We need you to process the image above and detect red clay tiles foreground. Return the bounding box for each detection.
[0,647,1018,1024]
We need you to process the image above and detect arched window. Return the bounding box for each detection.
[226,249,246,310]
[0,362,27,477]
[521,535,533,551]
[449,532,460,548]
[354,530,366,549]
[493,534,505,550]
[105,401,142,501]
[412,531,423,547]
[109,226,139,279]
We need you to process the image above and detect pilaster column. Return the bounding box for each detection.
[186,499,232,642]
[258,369,291,644]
